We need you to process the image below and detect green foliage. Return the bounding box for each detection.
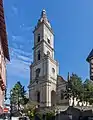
[70,73,83,97]
[23,100,38,120]
[65,73,83,102]
[83,79,93,104]
[35,113,43,120]
[65,73,93,105]
[23,100,55,120]
[10,81,28,106]
[46,112,55,120]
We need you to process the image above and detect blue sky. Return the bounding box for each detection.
[3,0,93,92]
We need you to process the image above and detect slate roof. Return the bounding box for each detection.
[86,49,93,62]
[57,75,67,83]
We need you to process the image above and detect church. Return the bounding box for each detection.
[29,10,91,110]
[29,9,68,108]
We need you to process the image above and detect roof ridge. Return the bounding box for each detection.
[86,49,93,62]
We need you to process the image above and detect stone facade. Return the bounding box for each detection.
[29,10,90,110]
[56,76,68,106]
[29,10,59,107]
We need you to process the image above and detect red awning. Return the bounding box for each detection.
[3,107,9,113]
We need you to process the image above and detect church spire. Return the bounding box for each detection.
[41,9,47,19]
[36,9,51,29]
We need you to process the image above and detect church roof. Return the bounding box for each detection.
[38,9,51,28]
[0,0,10,60]
[57,75,67,83]
[86,49,93,62]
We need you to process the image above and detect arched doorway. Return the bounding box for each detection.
[51,90,56,106]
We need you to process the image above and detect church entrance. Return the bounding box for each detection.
[51,90,56,106]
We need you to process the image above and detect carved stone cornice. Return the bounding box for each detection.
[33,39,54,51]
[33,20,54,35]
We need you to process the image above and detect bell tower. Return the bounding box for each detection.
[33,10,54,62]
[29,10,59,107]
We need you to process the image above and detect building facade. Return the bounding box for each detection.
[29,10,90,109]
[0,0,10,110]
[86,49,93,80]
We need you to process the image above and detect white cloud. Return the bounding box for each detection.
[11,6,18,15]
[7,57,30,91]
[12,35,23,43]
[7,25,33,90]
[19,24,33,32]
[8,58,29,74]
[12,35,16,41]
[17,55,31,63]
[22,26,32,31]
[7,46,32,89]
[11,47,32,58]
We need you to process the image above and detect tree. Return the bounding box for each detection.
[10,81,29,112]
[66,76,93,106]
[46,112,55,120]
[65,73,83,106]
[23,100,55,120]
[23,100,40,120]
[83,79,93,105]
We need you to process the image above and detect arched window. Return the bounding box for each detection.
[38,50,40,60]
[52,68,55,74]
[36,68,40,77]
[51,90,56,106]
[37,34,40,43]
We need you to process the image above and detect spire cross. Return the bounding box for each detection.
[41,9,47,18]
